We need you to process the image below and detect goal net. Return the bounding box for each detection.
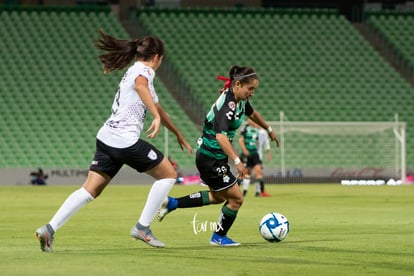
[265,113,406,181]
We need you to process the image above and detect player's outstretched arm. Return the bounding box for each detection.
[156,103,192,154]
[249,110,279,147]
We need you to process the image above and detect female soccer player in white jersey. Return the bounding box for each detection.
[157,65,279,246]
[35,30,192,251]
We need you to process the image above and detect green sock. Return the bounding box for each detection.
[177,190,210,208]
[257,178,264,192]
[216,205,238,236]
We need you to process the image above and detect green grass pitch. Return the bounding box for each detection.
[1,183,413,275]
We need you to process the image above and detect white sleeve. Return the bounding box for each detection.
[259,129,270,151]
[132,64,159,104]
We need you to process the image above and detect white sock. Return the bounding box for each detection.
[48,187,94,232]
[138,178,176,227]
[242,177,251,192]
[255,182,261,194]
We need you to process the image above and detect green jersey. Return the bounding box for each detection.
[240,124,259,155]
[198,88,254,159]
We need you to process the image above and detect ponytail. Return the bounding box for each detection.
[95,29,165,74]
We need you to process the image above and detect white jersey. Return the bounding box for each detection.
[258,128,270,160]
[97,61,159,148]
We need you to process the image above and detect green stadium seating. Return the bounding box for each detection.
[2,6,413,172]
[367,12,414,67]
[0,7,199,169]
[137,8,414,171]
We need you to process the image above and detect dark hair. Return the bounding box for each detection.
[229,65,258,86]
[94,29,165,74]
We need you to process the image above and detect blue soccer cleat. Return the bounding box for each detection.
[210,233,240,247]
[157,196,177,222]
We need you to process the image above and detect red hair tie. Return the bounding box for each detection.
[216,75,231,94]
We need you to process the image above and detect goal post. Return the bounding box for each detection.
[265,112,406,181]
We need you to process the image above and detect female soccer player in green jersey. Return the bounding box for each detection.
[239,118,272,197]
[158,65,279,246]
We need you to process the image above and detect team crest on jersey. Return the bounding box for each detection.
[228,101,236,110]
[147,150,157,160]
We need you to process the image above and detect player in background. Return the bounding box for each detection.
[257,127,272,195]
[157,65,279,246]
[239,118,272,197]
[35,30,192,252]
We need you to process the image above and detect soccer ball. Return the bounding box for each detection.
[259,212,290,242]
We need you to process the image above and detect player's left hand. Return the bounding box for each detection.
[146,117,161,138]
[269,132,280,147]
[177,136,193,154]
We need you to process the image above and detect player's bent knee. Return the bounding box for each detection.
[147,158,177,180]
[228,196,244,210]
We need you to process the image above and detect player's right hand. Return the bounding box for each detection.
[236,163,247,179]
